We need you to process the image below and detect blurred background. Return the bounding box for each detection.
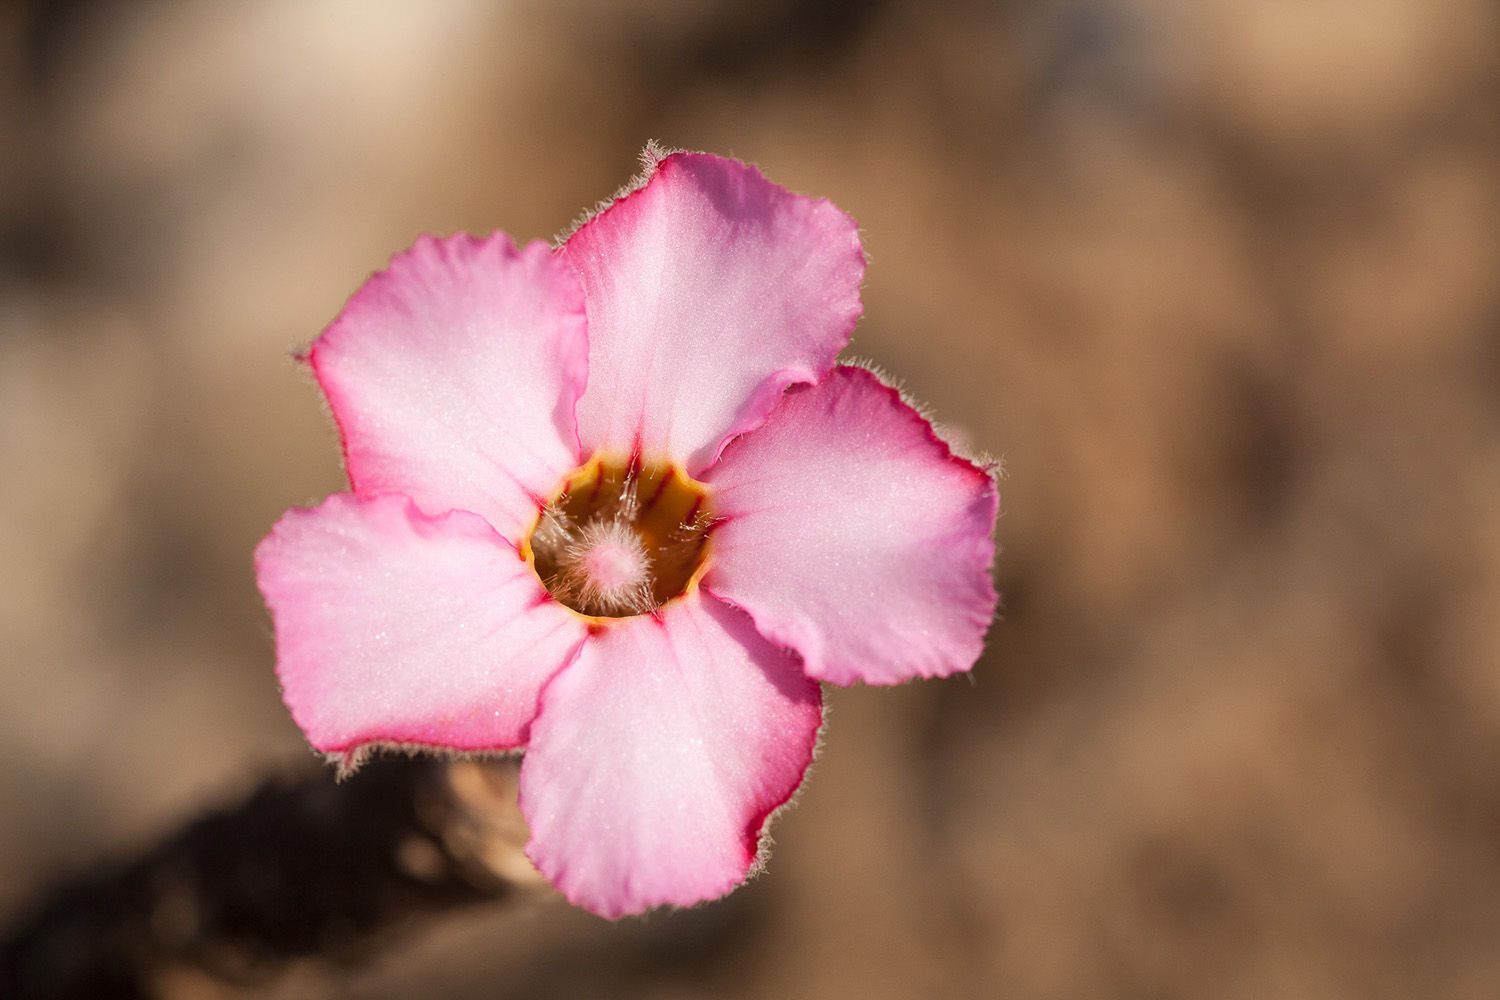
[3,0,1500,996]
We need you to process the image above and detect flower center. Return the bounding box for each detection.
[525,457,714,618]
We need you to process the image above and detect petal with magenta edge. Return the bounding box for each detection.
[312,233,588,542]
[561,151,864,472]
[255,492,588,755]
[704,365,998,686]
[519,593,822,918]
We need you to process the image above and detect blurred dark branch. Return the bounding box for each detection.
[0,758,524,1000]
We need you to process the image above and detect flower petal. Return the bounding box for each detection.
[255,492,588,755]
[559,151,864,472]
[311,233,588,542]
[519,594,822,918]
[703,365,998,686]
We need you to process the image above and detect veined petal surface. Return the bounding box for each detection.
[255,493,588,755]
[311,233,588,542]
[560,152,864,472]
[519,593,822,918]
[704,365,998,686]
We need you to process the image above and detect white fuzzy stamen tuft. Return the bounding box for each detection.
[529,459,713,618]
[552,519,656,617]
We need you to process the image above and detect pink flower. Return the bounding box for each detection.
[255,150,999,918]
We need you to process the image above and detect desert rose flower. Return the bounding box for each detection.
[255,149,999,918]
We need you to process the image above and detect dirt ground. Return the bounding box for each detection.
[3,1,1499,997]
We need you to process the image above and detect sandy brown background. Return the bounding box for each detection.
[4,1,1500,997]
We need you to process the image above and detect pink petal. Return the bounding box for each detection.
[255,493,588,756]
[519,594,822,918]
[703,365,998,686]
[559,151,865,472]
[311,233,588,542]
